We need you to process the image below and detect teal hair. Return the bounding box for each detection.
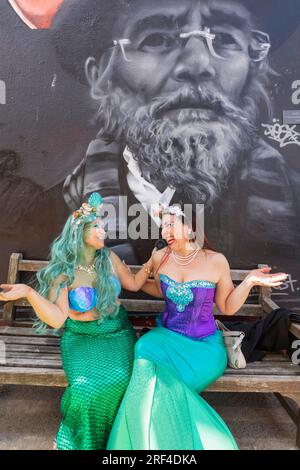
[33,214,120,335]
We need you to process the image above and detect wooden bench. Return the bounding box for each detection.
[1,252,300,447]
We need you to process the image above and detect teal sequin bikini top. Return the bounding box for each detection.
[68,257,121,313]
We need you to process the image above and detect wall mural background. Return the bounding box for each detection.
[1,0,300,311]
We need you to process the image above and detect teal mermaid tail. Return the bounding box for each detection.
[56,305,137,450]
[107,327,238,450]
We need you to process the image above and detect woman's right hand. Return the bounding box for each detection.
[0,284,32,301]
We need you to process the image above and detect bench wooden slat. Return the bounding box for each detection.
[0,367,67,387]
[5,345,61,354]
[1,336,292,363]
[125,300,263,316]
[0,358,296,374]
[6,352,62,360]
[2,356,297,376]
[3,358,62,368]
[224,363,300,376]
[1,367,300,393]
[207,374,300,395]
[0,327,61,337]
[9,297,155,310]
[7,300,32,308]
[14,258,263,282]
[6,300,265,318]
[18,260,49,272]
[0,335,60,346]
[261,353,291,362]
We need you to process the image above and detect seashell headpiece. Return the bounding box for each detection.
[72,192,104,226]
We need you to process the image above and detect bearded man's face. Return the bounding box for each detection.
[87,0,266,206]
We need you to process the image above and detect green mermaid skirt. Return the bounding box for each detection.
[55,305,137,450]
[107,327,238,450]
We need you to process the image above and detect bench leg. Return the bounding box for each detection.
[3,253,23,325]
[274,393,300,449]
[3,302,15,326]
[297,409,300,449]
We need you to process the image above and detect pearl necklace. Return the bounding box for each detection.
[171,247,200,266]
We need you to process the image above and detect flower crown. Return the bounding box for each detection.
[154,202,185,219]
[72,192,104,226]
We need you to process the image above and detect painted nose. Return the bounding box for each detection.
[173,36,216,85]
[96,228,106,238]
[162,228,173,239]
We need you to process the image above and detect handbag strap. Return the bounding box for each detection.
[231,333,245,351]
[216,320,245,351]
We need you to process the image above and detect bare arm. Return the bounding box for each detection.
[0,279,69,329]
[214,255,288,316]
[110,251,155,292]
[140,279,164,298]
[140,246,170,298]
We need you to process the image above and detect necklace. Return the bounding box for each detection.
[76,260,96,275]
[172,248,199,260]
[171,247,200,266]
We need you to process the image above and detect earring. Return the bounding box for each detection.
[188,229,194,240]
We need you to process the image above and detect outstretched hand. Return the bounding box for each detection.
[0,284,31,301]
[246,267,288,288]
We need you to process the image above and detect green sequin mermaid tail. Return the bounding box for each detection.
[55,305,137,450]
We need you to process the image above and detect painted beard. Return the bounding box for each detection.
[93,84,257,206]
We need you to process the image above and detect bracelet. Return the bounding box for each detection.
[142,263,153,276]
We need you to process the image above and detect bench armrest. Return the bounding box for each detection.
[290,322,300,339]
[257,282,300,339]
[261,295,280,313]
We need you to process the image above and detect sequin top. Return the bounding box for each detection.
[68,275,121,313]
[159,273,217,339]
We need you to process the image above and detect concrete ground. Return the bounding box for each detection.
[0,386,298,450]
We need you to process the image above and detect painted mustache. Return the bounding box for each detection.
[147,86,248,121]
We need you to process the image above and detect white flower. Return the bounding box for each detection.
[168,206,185,217]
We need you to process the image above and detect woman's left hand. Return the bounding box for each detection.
[245,267,288,288]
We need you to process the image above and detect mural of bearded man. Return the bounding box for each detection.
[52,0,300,267]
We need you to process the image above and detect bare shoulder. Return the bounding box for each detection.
[109,249,119,262]
[152,246,170,265]
[204,250,230,269]
[109,249,124,265]
[109,249,123,270]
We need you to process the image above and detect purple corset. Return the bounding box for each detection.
[159,274,217,339]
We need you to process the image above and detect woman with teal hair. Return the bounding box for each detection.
[0,192,155,450]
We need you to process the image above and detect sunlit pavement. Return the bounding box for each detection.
[0,385,297,450]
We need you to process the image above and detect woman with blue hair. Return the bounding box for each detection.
[0,192,155,450]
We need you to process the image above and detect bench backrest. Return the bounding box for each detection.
[2,253,279,326]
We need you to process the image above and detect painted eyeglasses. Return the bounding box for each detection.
[111,27,270,63]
